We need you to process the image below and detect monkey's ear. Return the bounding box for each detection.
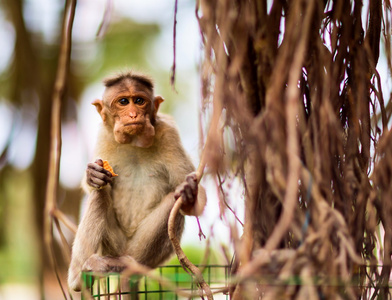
[92,99,106,122]
[153,96,164,113]
[92,99,103,113]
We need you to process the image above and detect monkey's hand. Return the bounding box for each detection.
[174,172,198,213]
[86,159,113,189]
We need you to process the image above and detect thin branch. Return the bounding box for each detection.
[96,0,113,38]
[53,208,77,234]
[170,0,178,89]
[54,217,71,261]
[168,198,214,299]
[217,173,244,226]
[43,0,77,297]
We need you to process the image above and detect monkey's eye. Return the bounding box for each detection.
[118,98,130,105]
[134,98,145,105]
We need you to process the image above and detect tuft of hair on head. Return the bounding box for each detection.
[103,71,154,92]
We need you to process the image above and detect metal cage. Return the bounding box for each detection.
[81,265,230,299]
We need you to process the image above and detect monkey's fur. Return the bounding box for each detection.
[68,72,206,291]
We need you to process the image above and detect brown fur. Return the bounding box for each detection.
[68,73,206,291]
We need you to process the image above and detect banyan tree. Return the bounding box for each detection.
[195,0,392,298]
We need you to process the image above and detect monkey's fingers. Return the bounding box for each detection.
[95,159,104,167]
[88,177,110,189]
[185,172,198,183]
[89,161,113,177]
[174,182,196,205]
[185,173,198,197]
[183,184,195,203]
[87,163,113,188]
[174,182,185,200]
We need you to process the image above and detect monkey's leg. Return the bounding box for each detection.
[68,188,127,291]
[82,254,139,300]
[126,193,185,268]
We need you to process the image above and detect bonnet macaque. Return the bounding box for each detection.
[68,72,206,291]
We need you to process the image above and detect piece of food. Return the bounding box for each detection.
[102,160,118,177]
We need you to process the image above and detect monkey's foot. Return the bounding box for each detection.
[83,254,132,274]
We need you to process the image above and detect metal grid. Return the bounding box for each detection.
[81,265,230,299]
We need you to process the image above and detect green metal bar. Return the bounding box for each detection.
[159,267,162,300]
[106,276,110,299]
[144,273,148,300]
[175,265,179,300]
[118,273,122,300]
[97,275,100,300]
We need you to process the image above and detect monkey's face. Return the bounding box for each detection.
[93,79,163,147]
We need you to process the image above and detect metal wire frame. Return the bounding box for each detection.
[81,264,392,299]
[81,264,230,300]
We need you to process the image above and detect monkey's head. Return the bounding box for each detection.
[92,72,164,147]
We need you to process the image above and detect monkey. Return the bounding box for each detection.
[68,71,206,292]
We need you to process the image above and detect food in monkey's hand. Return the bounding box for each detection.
[102,160,118,177]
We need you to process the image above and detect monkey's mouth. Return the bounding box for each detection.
[124,122,143,126]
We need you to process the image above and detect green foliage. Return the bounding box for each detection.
[167,245,223,266]
[0,169,38,284]
[73,18,161,85]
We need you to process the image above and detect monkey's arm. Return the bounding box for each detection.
[156,116,207,216]
[68,161,126,291]
[68,188,128,291]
